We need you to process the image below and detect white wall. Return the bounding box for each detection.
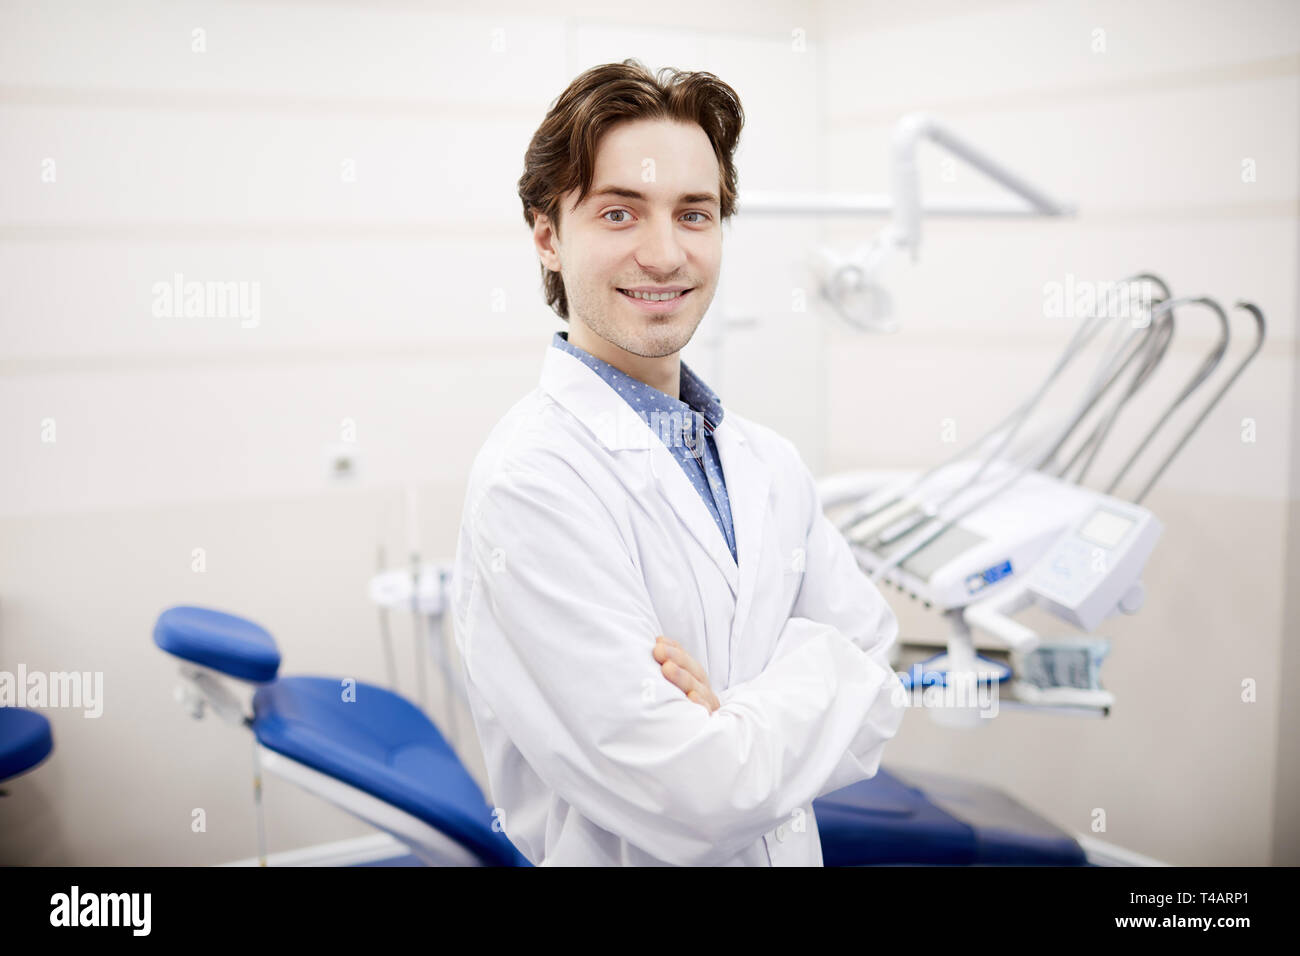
[0,0,1294,865]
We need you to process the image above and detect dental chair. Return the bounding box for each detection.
[814,764,1087,865]
[154,603,1091,867]
[152,605,529,866]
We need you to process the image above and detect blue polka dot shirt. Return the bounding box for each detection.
[552,330,738,564]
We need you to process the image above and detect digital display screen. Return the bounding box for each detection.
[1078,508,1134,550]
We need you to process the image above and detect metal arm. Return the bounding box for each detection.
[1066,312,1177,483]
[1126,301,1266,504]
[1106,297,1233,498]
[1046,318,1163,478]
[890,113,1076,262]
[835,274,1151,537]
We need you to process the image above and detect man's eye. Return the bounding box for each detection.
[603,210,711,224]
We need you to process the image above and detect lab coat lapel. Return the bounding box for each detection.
[539,345,740,595]
[645,438,739,598]
[711,419,772,668]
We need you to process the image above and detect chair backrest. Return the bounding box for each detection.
[153,605,281,683]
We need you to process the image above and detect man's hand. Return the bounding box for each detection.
[653,636,720,714]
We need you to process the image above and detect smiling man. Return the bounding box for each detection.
[533,118,721,399]
[450,59,907,867]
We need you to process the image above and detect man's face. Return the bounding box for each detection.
[534,118,723,359]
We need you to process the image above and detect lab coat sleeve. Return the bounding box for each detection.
[745,445,908,799]
[459,459,903,867]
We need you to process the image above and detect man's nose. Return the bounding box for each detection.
[634,218,688,273]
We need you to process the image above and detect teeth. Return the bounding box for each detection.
[622,289,684,301]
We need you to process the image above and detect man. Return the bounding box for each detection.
[451,60,906,866]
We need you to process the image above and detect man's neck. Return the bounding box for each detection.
[566,323,681,400]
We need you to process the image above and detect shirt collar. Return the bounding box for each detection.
[551,330,725,430]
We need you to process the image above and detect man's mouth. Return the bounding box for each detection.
[617,288,693,302]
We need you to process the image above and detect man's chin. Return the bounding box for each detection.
[579,301,706,359]
[627,321,699,359]
[603,327,691,361]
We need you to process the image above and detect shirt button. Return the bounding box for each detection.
[775,824,786,843]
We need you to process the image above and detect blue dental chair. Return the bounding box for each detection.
[815,764,1086,865]
[154,605,1087,867]
[153,605,528,866]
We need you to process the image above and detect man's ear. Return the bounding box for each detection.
[533,211,561,272]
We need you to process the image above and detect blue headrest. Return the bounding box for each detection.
[0,707,54,782]
[153,606,282,683]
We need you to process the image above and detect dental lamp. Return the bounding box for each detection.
[737,113,1076,332]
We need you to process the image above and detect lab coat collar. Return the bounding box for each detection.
[540,341,740,451]
[540,342,772,615]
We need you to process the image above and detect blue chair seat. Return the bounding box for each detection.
[0,708,54,782]
[814,765,1087,865]
[252,676,527,866]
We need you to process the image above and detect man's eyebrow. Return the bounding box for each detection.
[586,185,720,207]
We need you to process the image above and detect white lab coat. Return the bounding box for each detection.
[450,342,907,866]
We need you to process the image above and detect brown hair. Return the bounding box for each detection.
[517,58,745,321]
